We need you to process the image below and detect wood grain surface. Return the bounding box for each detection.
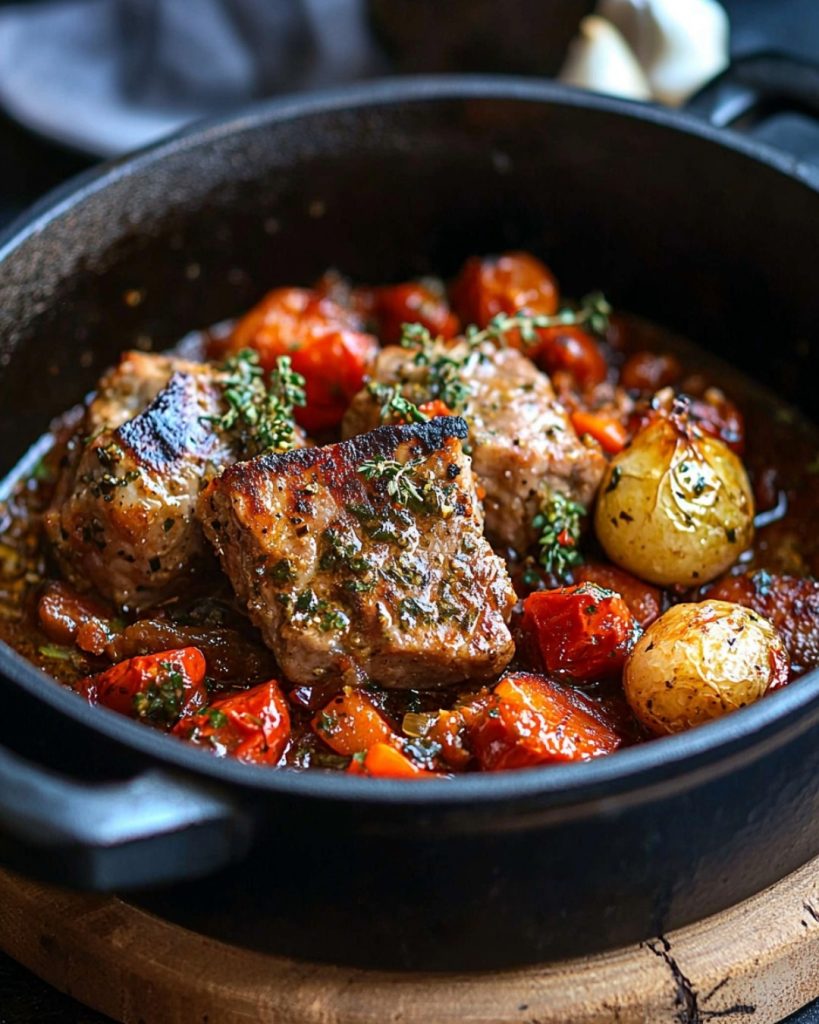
[1,858,819,1024]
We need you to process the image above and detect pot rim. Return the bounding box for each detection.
[2,74,818,807]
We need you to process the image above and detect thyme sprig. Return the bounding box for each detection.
[397,292,610,415]
[210,349,305,456]
[470,291,611,347]
[533,490,585,580]
[400,327,482,413]
[400,291,611,353]
[359,455,427,508]
[367,382,428,424]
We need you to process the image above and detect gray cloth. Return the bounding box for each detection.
[0,0,386,156]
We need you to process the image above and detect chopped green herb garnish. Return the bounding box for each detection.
[401,291,610,353]
[207,349,305,456]
[132,660,186,726]
[204,708,229,729]
[316,711,339,735]
[38,643,74,661]
[533,490,585,580]
[319,608,350,632]
[270,558,296,583]
[367,382,428,424]
[398,596,437,628]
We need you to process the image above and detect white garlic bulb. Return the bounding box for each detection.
[559,15,652,101]
[598,0,730,106]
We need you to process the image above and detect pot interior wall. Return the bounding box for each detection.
[0,91,817,474]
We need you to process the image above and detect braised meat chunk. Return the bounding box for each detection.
[198,417,517,688]
[45,351,237,610]
[342,340,605,553]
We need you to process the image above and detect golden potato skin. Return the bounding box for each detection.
[623,600,789,735]
[594,416,754,586]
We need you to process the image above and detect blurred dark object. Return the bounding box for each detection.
[688,52,819,167]
[119,0,315,106]
[0,0,818,157]
[0,0,387,156]
[368,0,594,75]
[0,950,110,1023]
[0,110,90,226]
[727,0,819,64]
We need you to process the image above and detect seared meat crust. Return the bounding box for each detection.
[198,417,516,688]
[342,340,605,553]
[45,352,236,610]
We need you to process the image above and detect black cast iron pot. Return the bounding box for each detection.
[1,71,819,972]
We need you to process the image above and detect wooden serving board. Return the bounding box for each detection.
[1,860,818,1024]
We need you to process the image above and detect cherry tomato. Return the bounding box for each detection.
[370,282,460,344]
[347,742,434,778]
[620,351,682,392]
[468,672,621,770]
[174,679,291,765]
[450,252,559,328]
[288,329,379,432]
[573,563,662,628]
[570,409,628,454]
[312,688,395,756]
[531,326,607,389]
[228,287,378,432]
[523,583,640,681]
[79,647,207,725]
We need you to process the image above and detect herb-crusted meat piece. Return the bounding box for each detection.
[342,340,606,554]
[44,352,238,611]
[197,417,516,688]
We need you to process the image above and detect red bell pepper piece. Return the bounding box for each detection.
[523,582,640,681]
[174,679,291,765]
[468,672,621,770]
[79,647,207,726]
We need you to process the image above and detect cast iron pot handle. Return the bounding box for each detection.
[0,742,253,890]
[686,51,819,164]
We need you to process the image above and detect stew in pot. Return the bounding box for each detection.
[1,252,817,777]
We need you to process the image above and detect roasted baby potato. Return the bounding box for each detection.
[623,600,789,735]
[594,408,754,586]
